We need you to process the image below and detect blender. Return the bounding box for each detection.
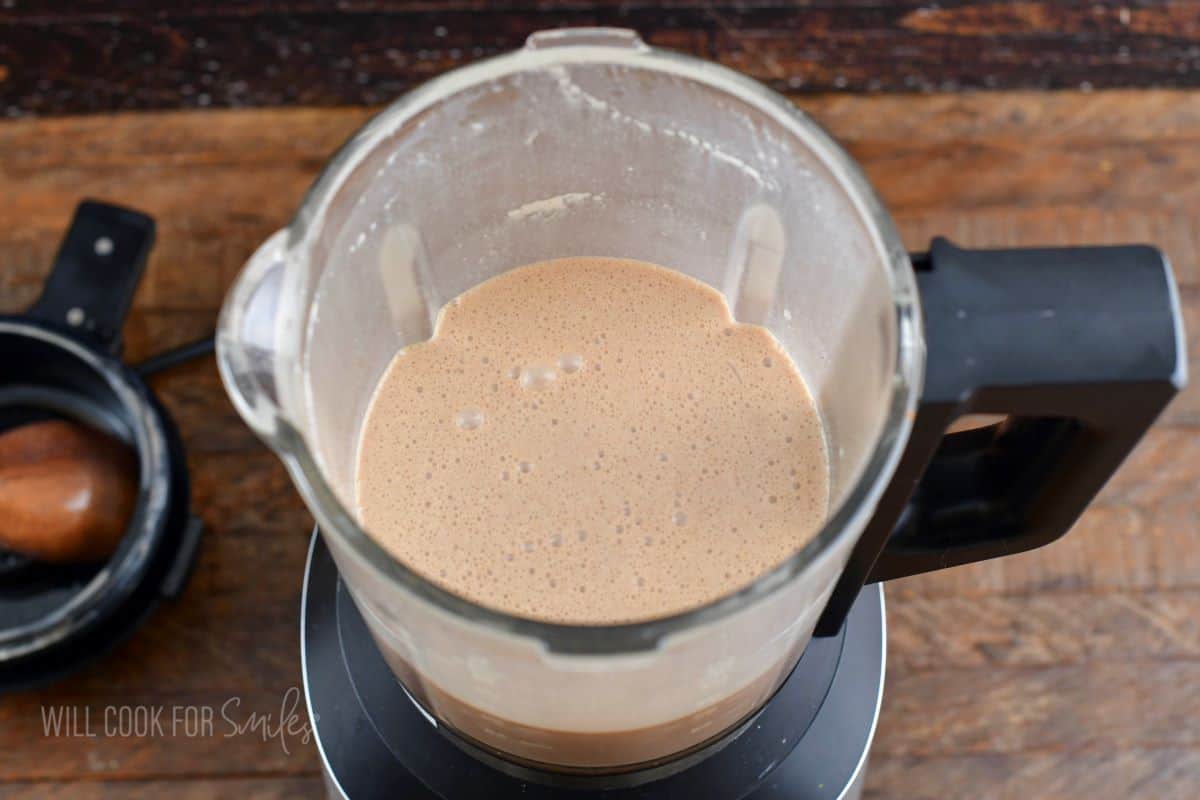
[216,29,1185,798]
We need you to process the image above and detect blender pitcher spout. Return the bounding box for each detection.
[216,228,295,441]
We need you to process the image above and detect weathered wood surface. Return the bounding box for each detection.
[0,779,325,799]
[4,1,1200,116]
[0,89,1197,797]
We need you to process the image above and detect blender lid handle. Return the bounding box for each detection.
[815,238,1186,637]
[26,200,156,357]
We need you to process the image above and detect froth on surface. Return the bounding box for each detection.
[355,257,829,624]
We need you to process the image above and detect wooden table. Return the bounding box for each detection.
[1,7,1199,799]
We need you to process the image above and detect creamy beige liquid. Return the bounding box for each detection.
[355,256,828,625]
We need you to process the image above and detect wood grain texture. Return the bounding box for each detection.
[886,590,1200,671]
[0,778,325,799]
[3,1,1200,116]
[0,90,1197,796]
[865,750,1200,800]
[876,660,1200,755]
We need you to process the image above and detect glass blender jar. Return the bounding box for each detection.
[217,28,1184,774]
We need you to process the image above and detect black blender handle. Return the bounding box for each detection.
[815,238,1185,636]
[26,200,156,356]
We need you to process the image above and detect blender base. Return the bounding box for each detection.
[302,532,885,800]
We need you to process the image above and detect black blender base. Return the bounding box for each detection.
[302,532,884,800]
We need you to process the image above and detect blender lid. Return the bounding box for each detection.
[0,365,202,691]
[0,201,205,692]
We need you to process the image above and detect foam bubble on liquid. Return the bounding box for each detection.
[558,354,584,374]
[519,364,557,391]
[455,409,484,430]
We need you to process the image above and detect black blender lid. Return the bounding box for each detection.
[0,201,205,692]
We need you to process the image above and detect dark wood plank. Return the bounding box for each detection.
[865,749,1200,800]
[875,659,1200,756]
[886,589,1200,672]
[3,2,1200,116]
[810,90,1200,144]
[0,778,325,800]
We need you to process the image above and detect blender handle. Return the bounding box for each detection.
[27,200,156,356]
[815,238,1185,637]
